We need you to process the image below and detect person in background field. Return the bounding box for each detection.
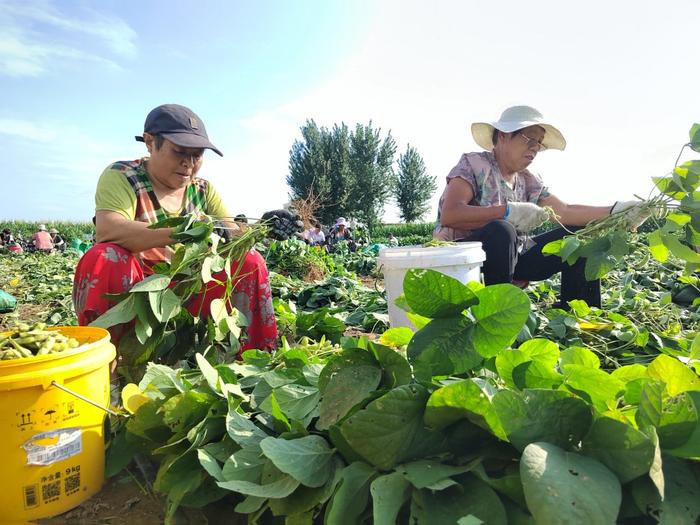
[434,105,649,307]
[0,228,14,245]
[49,228,65,251]
[72,104,282,352]
[330,217,354,246]
[32,224,54,253]
[306,222,326,246]
[387,233,399,247]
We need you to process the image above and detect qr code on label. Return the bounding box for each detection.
[42,480,60,503]
[64,472,81,495]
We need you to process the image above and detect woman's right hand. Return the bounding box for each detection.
[505,202,550,233]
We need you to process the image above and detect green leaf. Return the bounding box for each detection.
[521,442,621,525]
[201,256,214,284]
[260,435,335,488]
[195,353,221,395]
[197,449,223,482]
[408,316,482,380]
[690,122,700,152]
[409,476,507,525]
[424,379,506,439]
[89,294,137,328]
[222,447,266,483]
[318,348,377,392]
[317,364,382,430]
[630,455,700,523]
[541,239,563,256]
[324,462,376,525]
[340,384,428,470]
[492,389,592,451]
[562,365,625,411]
[369,343,412,388]
[471,284,531,357]
[559,346,600,370]
[611,363,648,383]
[130,274,171,292]
[406,311,431,329]
[668,391,700,458]
[161,390,216,435]
[235,495,265,514]
[210,297,228,325]
[149,288,181,323]
[661,232,700,263]
[226,408,268,448]
[268,457,342,517]
[403,269,478,318]
[646,354,700,396]
[512,361,563,390]
[656,392,698,449]
[581,416,656,483]
[495,339,560,389]
[267,384,320,421]
[370,472,411,525]
[217,470,300,498]
[378,327,414,347]
[396,460,477,489]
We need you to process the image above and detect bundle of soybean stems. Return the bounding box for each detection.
[150,215,269,311]
[546,194,673,242]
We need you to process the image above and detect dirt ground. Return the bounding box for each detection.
[40,474,164,525]
[39,473,248,525]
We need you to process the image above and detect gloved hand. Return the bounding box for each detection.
[260,209,305,240]
[610,201,651,231]
[504,202,550,233]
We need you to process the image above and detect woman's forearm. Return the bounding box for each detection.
[440,203,508,231]
[555,204,611,226]
[95,212,175,253]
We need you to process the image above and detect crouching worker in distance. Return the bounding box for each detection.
[72,104,277,351]
[434,105,649,307]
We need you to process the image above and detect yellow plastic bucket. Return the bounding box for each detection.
[0,326,116,523]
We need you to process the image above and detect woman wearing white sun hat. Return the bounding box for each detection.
[434,105,649,307]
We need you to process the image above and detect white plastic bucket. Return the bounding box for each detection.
[378,243,486,328]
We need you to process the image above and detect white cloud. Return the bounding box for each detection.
[0,0,136,77]
[3,1,137,58]
[0,117,58,141]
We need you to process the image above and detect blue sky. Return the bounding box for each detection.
[2,0,700,223]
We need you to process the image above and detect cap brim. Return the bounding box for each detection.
[134,133,223,156]
[164,132,223,156]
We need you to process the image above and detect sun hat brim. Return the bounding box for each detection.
[471,121,566,151]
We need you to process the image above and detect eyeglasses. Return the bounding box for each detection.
[517,133,547,152]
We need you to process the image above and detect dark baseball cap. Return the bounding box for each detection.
[135,104,223,156]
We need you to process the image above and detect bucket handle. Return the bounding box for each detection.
[50,380,120,416]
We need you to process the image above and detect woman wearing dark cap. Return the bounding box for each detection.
[73,104,279,351]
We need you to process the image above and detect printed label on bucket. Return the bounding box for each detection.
[22,427,82,466]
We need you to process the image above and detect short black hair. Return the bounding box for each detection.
[153,135,166,150]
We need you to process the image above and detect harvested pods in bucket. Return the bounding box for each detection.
[0,323,83,360]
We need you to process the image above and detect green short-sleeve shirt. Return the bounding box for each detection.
[95,159,230,220]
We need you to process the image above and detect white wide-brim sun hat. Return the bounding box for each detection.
[471,105,566,151]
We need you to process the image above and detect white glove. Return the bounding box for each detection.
[610,201,650,231]
[504,202,550,233]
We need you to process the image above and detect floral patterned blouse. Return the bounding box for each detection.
[434,151,550,241]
